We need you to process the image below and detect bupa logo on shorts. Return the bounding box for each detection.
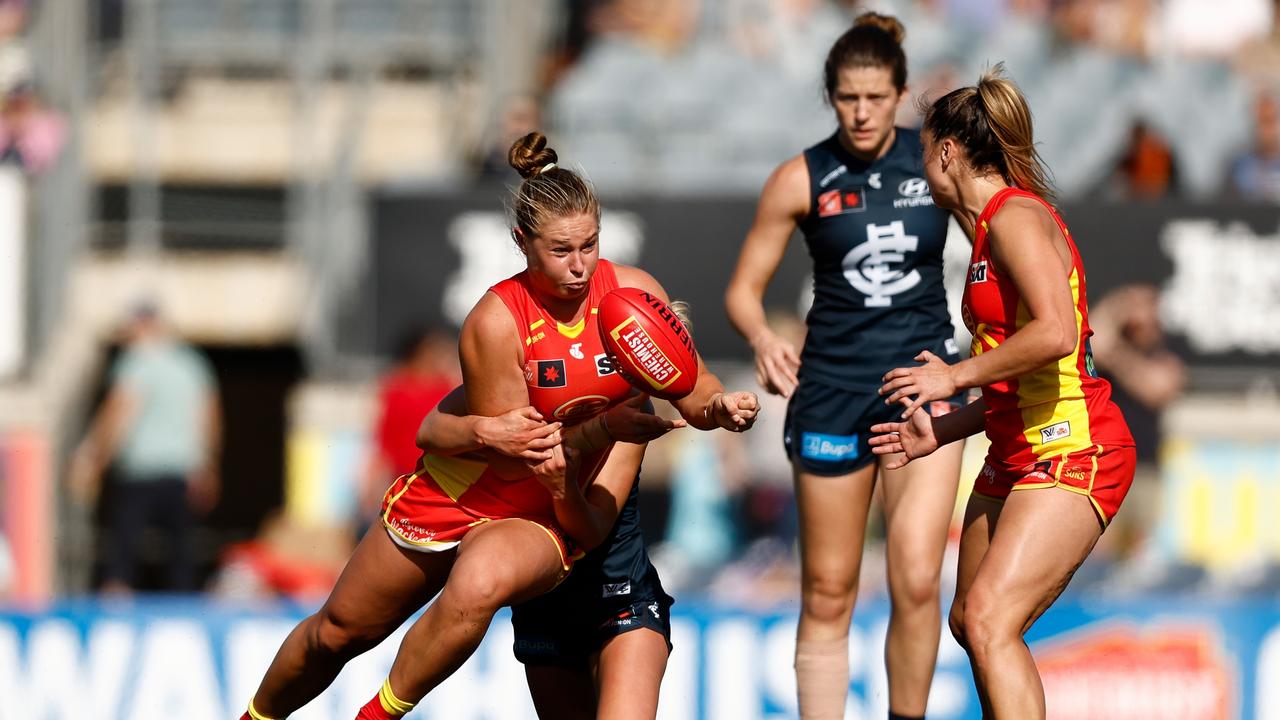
[1040,420,1071,444]
[536,359,567,388]
[801,432,859,461]
[969,260,988,284]
[602,581,631,598]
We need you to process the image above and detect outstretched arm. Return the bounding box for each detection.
[869,398,986,470]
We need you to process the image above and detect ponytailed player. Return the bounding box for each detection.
[725,12,964,720]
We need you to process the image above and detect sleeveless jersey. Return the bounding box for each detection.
[413,260,634,523]
[798,128,957,390]
[962,188,1134,466]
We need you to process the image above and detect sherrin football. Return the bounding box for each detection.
[597,287,698,400]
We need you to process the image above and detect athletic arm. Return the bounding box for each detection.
[724,156,810,397]
[547,441,646,551]
[880,200,1079,416]
[868,398,986,470]
[416,385,561,463]
[68,384,135,505]
[615,264,759,432]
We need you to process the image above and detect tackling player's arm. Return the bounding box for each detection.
[615,264,760,432]
[417,385,561,463]
[725,155,810,397]
[545,440,646,551]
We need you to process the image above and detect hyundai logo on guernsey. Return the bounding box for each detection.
[893,177,935,208]
[801,432,859,461]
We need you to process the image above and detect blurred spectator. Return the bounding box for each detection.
[1090,284,1186,556]
[0,82,65,175]
[358,327,459,524]
[475,93,542,181]
[725,0,847,81]
[69,303,222,594]
[209,511,350,602]
[1107,121,1181,199]
[1148,0,1272,58]
[1230,91,1280,201]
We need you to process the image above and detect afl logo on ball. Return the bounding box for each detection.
[553,395,610,421]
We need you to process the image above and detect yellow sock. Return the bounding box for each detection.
[246,699,280,720]
[378,678,417,716]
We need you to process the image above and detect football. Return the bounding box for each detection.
[597,287,699,400]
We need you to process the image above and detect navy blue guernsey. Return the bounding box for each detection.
[797,128,956,390]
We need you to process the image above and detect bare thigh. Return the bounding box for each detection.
[318,524,456,640]
[880,441,964,594]
[525,664,595,720]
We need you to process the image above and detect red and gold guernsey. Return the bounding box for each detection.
[962,188,1134,468]
[383,260,634,556]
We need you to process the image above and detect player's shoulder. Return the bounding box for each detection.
[461,291,519,348]
[612,264,666,298]
[987,193,1057,239]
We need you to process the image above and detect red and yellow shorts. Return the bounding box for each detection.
[379,471,581,572]
[972,445,1137,526]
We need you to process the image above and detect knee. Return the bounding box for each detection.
[959,587,1006,664]
[801,571,857,625]
[445,565,514,615]
[890,563,941,612]
[308,609,386,659]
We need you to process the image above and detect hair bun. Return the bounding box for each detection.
[853,12,905,45]
[508,132,559,180]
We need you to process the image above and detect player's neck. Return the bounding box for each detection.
[956,174,1009,228]
[531,287,589,326]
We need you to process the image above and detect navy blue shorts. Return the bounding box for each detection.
[784,375,965,476]
[511,564,674,667]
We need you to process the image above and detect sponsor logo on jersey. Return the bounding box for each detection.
[842,220,921,307]
[818,164,848,188]
[898,177,930,197]
[893,177,935,208]
[969,260,988,284]
[868,172,882,189]
[569,342,584,360]
[800,432,859,461]
[602,582,632,598]
[608,317,683,392]
[553,394,610,421]
[945,338,960,356]
[817,187,867,217]
[535,359,567,388]
[980,463,997,480]
[594,352,618,376]
[1040,420,1071,444]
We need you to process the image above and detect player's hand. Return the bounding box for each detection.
[603,393,686,444]
[709,391,759,432]
[532,443,579,500]
[879,350,958,418]
[868,402,939,469]
[751,330,800,398]
[475,406,562,462]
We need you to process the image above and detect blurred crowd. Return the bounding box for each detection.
[467,0,1280,200]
